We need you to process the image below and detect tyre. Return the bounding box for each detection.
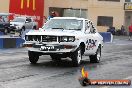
[71,46,82,67]
[28,51,39,64]
[33,26,36,30]
[89,46,101,63]
[50,54,61,62]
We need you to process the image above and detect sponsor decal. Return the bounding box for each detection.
[40,46,55,50]
[40,45,56,51]
[86,39,97,50]
[21,0,36,11]
[79,67,131,86]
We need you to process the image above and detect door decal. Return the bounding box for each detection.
[86,39,97,50]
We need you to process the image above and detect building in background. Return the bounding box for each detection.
[124,0,132,33]
[44,0,125,32]
[0,0,131,33]
[0,0,9,13]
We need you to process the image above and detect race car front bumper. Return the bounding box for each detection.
[23,43,78,54]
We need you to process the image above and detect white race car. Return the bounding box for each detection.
[10,16,38,31]
[23,17,103,66]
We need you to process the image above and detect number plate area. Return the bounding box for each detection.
[40,45,63,51]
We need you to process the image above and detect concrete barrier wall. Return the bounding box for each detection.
[0,29,31,49]
[99,32,113,43]
[0,37,25,49]
[0,38,3,49]
[0,32,4,36]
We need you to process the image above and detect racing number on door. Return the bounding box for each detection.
[86,39,97,50]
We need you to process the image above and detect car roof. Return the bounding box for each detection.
[15,16,32,19]
[51,17,86,20]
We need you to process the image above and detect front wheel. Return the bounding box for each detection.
[71,46,82,67]
[28,51,39,64]
[89,46,101,63]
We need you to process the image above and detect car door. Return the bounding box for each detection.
[84,21,97,55]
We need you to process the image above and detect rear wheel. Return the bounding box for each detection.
[89,46,101,63]
[71,46,82,67]
[28,51,39,64]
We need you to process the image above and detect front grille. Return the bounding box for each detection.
[26,35,58,42]
[42,35,57,42]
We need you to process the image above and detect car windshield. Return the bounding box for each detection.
[12,18,25,22]
[42,19,83,30]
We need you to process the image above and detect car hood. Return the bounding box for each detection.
[26,29,83,36]
[10,22,24,26]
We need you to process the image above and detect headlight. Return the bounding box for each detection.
[25,35,42,42]
[25,35,33,41]
[60,36,75,42]
[68,37,75,42]
[62,36,68,42]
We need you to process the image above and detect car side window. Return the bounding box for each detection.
[89,22,96,34]
[85,21,90,33]
[26,18,31,22]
